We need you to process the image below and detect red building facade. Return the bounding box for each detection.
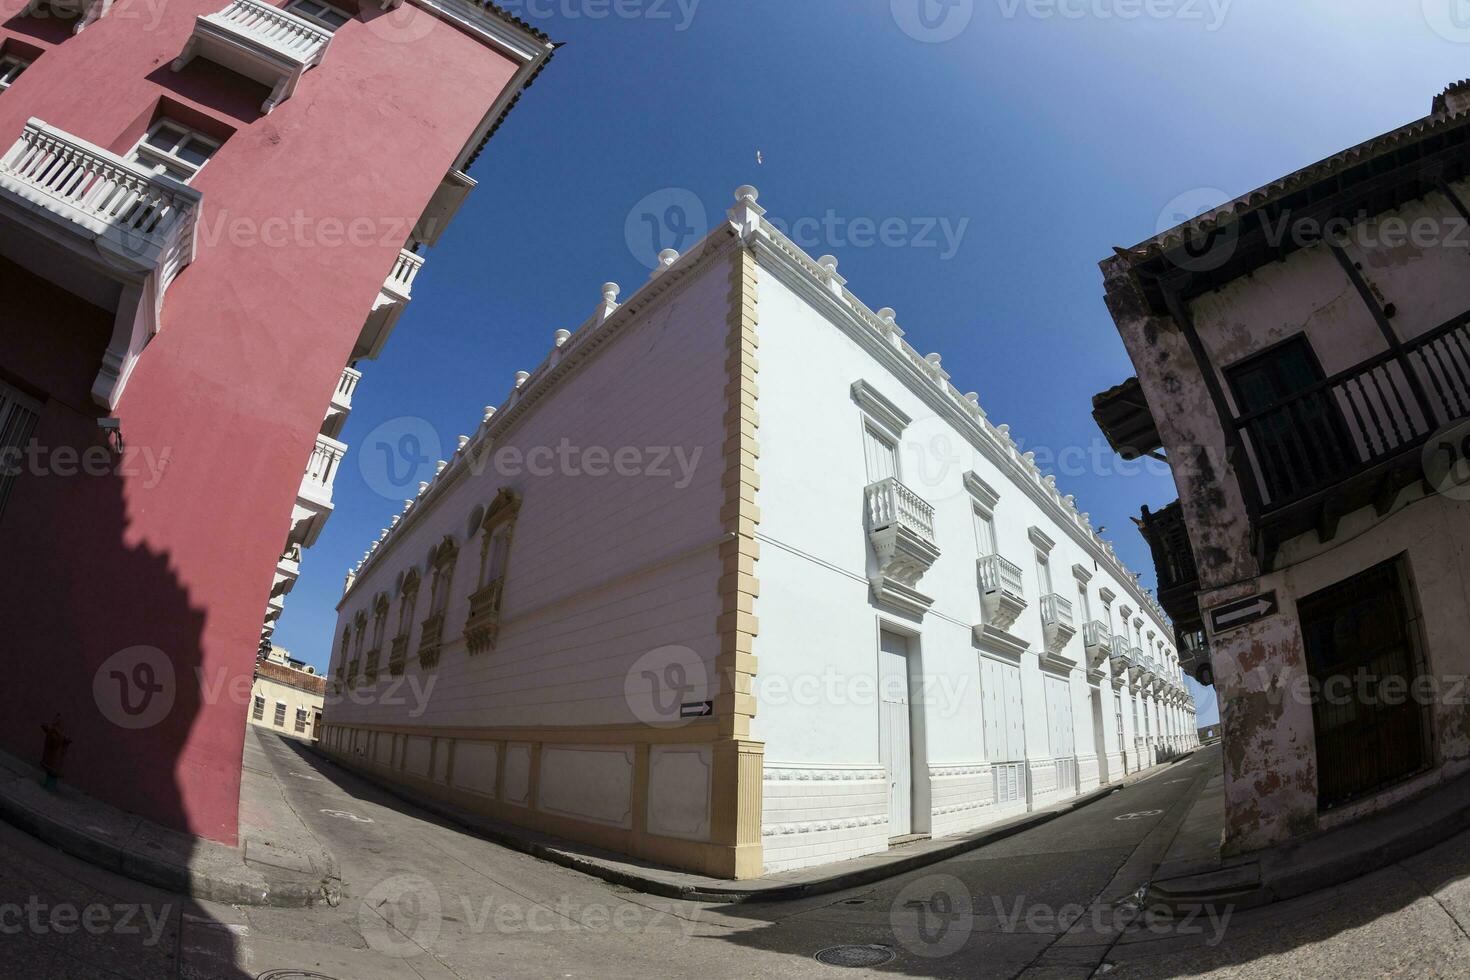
[0,0,553,844]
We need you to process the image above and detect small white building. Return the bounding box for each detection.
[320,187,1197,878]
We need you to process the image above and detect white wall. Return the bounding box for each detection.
[750,250,1183,872]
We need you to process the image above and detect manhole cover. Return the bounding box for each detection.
[815,945,895,967]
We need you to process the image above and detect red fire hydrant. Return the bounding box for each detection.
[40,716,71,789]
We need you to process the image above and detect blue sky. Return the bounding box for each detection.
[271,0,1470,726]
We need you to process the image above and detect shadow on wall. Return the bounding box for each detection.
[0,256,223,841]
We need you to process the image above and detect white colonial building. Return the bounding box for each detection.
[319,187,1198,878]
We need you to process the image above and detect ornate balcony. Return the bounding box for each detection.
[1139,500,1201,632]
[977,554,1027,631]
[363,647,380,683]
[417,611,445,669]
[289,433,347,549]
[388,634,408,677]
[864,477,939,615]
[0,119,202,408]
[345,658,359,688]
[1082,621,1113,668]
[464,579,505,654]
[1127,649,1147,684]
[355,248,426,361]
[323,365,361,439]
[173,0,332,114]
[271,543,302,598]
[1039,593,1076,659]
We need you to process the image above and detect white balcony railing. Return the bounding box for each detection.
[301,433,347,505]
[175,0,332,113]
[978,554,1024,599]
[384,247,425,300]
[0,119,202,407]
[1040,594,1074,630]
[1083,621,1112,653]
[0,119,201,277]
[864,476,937,545]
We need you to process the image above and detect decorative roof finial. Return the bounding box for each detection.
[554,329,572,347]
[651,249,680,279]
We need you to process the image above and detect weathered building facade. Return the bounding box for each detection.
[0,0,554,843]
[320,187,1197,879]
[1095,82,1470,856]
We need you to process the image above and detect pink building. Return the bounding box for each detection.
[0,0,554,844]
[1095,81,1470,857]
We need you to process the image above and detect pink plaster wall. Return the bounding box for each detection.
[0,1,525,843]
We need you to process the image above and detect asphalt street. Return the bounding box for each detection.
[0,733,1465,978]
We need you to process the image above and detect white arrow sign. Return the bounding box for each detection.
[1209,592,1278,635]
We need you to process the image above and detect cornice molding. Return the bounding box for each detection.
[962,471,1001,512]
[850,379,912,438]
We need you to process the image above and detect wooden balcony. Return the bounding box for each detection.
[1138,500,1201,632]
[417,612,444,669]
[388,634,408,677]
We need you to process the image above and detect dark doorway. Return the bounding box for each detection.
[1299,558,1430,810]
[1227,335,1356,504]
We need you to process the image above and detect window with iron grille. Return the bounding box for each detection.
[0,379,41,521]
[273,702,287,727]
[294,708,307,733]
[252,695,265,721]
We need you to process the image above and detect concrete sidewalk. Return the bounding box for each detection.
[0,728,340,907]
[1147,759,1470,914]
[311,741,1201,903]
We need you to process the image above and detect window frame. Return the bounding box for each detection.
[0,378,42,522]
[284,0,353,30]
[0,54,30,90]
[273,701,287,727]
[129,119,220,183]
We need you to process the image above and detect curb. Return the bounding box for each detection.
[1147,763,1470,916]
[0,767,338,909]
[308,745,1193,903]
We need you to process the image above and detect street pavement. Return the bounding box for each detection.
[0,733,1466,978]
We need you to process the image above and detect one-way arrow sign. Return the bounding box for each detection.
[1208,591,1278,636]
[680,700,713,718]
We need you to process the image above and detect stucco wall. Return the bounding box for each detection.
[753,253,1185,872]
[0,1,525,843]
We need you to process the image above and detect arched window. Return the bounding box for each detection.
[348,611,366,687]
[390,568,420,676]
[466,489,521,654]
[364,594,389,682]
[335,626,351,692]
[418,538,457,669]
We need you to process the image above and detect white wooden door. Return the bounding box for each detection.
[879,631,912,838]
[980,657,1028,805]
[1044,675,1074,758]
[864,425,899,483]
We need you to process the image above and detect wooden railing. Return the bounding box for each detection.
[1234,313,1470,510]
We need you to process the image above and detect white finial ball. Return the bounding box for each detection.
[514,370,530,388]
[602,282,621,303]
[926,353,942,367]
[817,254,838,272]
[435,460,448,475]
[457,435,470,450]
[965,392,979,404]
[483,406,496,422]
[418,481,430,495]
[658,248,679,267]
[877,307,897,322]
[554,329,571,347]
[734,185,759,204]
